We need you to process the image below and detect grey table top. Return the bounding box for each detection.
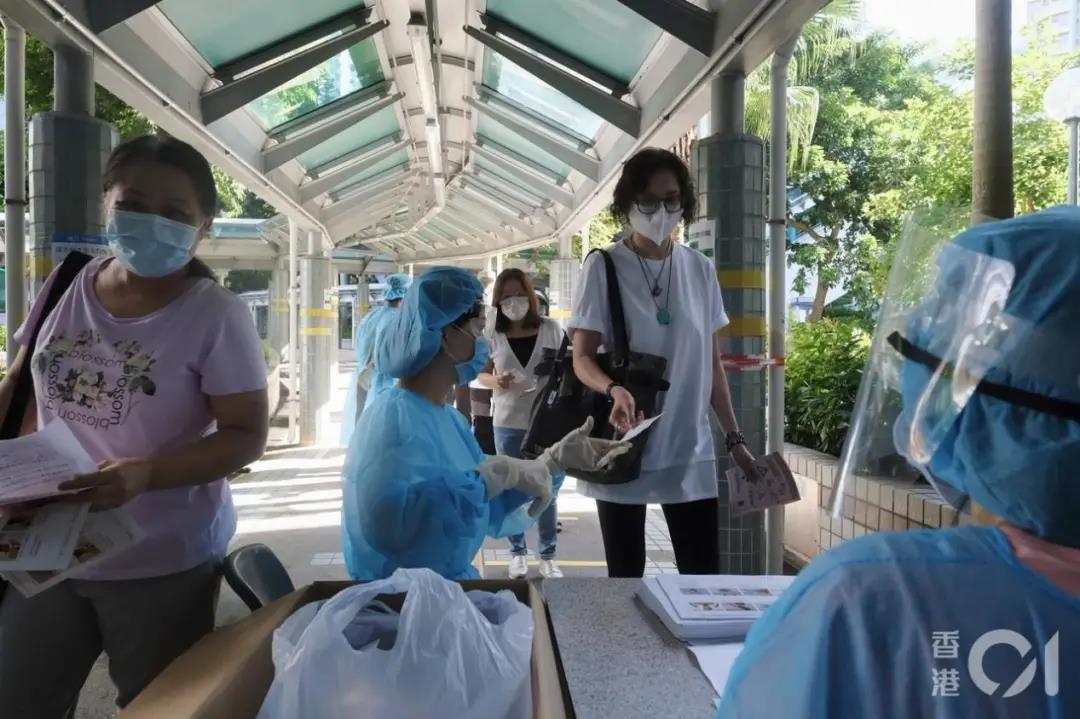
[542,578,718,719]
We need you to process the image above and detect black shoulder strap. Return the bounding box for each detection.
[0,252,93,439]
[585,248,630,358]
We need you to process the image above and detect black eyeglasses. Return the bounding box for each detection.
[634,197,683,215]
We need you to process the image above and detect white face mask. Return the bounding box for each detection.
[500,297,530,322]
[628,206,684,245]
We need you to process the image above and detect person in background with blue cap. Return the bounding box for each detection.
[341,266,632,580]
[340,273,411,447]
[717,206,1080,718]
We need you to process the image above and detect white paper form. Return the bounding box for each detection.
[0,420,98,505]
[0,502,90,571]
[2,508,142,597]
[689,642,746,697]
[619,413,663,443]
[656,574,794,622]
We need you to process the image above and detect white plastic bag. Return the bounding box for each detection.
[257,568,534,719]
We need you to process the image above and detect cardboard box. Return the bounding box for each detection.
[121,579,570,719]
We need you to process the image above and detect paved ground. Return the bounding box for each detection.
[76,366,681,718]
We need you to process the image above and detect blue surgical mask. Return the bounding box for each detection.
[444,326,491,385]
[106,209,199,278]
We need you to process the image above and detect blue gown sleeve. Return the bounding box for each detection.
[718,536,938,719]
[352,432,492,575]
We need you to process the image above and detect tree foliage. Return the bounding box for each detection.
[789,25,1074,322]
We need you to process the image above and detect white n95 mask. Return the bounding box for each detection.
[629,206,683,245]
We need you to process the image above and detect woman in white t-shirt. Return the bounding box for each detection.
[568,148,756,578]
[477,269,565,578]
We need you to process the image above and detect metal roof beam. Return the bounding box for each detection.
[62,0,162,34]
[612,0,717,57]
[329,164,412,202]
[471,143,574,207]
[324,174,412,220]
[465,25,640,137]
[434,213,493,240]
[308,133,402,178]
[478,13,630,97]
[465,96,600,181]
[441,207,503,235]
[214,7,371,82]
[456,187,536,237]
[467,168,550,209]
[268,80,390,140]
[299,138,410,201]
[202,18,389,124]
[461,175,540,215]
[263,92,404,171]
[473,137,566,184]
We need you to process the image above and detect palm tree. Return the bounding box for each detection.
[744,0,864,168]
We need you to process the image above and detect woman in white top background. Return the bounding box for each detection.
[569,148,756,578]
[477,269,565,578]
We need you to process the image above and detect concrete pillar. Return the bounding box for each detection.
[3,17,26,366]
[287,219,300,444]
[495,253,504,276]
[972,0,1013,222]
[549,234,578,320]
[691,71,767,575]
[28,43,114,294]
[299,253,333,445]
[268,258,289,362]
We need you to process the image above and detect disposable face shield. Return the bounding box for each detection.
[830,210,1033,514]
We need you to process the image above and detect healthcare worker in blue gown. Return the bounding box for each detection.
[719,206,1080,718]
[340,274,411,447]
[342,266,631,580]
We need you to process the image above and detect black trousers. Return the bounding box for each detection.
[595,498,719,578]
[473,415,496,456]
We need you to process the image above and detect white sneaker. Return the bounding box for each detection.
[538,559,564,579]
[508,555,529,579]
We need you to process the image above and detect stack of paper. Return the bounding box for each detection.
[637,574,795,642]
[0,421,142,597]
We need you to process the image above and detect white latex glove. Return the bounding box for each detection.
[476,454,557,517]
[545,417,633,473]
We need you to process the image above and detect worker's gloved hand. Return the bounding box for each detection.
[544,417,633,473]
[476,455,555,517]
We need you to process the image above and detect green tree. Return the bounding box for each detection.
[788,33,935,320]
[745,0,865,168]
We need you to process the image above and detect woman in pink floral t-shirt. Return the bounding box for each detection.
[0,136,269,716]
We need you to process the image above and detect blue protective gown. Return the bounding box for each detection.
[718,527,1080,718]
[340,306,397,447]
[342,386,552,580]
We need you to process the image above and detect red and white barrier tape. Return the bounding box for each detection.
[721,354,786,371]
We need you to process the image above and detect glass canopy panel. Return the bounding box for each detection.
[297,106,400,170]
[330,150,409,193]
[482,50,603,140]
[474,157,547,204]
[246,40,384,130]
[159,0,363,67]
[485,0,662,86]
[475,115,570,180]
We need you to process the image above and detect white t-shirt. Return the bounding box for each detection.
[489,317,565,430]
[568,240,729,505]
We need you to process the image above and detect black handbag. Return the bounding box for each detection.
[521,249,669,484]
[0,251,91,604]
[0,251,92,439]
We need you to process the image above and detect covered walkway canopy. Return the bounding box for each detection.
[0,0,824,264]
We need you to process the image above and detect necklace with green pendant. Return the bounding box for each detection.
[633,241,674,325]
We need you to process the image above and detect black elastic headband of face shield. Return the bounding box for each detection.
[887,332,1080,422]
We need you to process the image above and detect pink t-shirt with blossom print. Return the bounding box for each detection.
[17,257,267,580]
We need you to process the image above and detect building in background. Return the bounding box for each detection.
[1028,0,1080,52]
